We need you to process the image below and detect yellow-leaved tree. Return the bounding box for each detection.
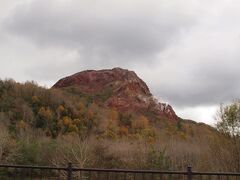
[132,115,149,130]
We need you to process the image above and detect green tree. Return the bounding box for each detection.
[216,100,240,171]
[216,101,240,136]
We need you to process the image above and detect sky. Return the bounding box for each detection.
[1,0,240,125]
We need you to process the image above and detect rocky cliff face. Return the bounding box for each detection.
[53,68,178,121]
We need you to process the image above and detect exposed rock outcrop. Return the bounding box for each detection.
[53,68,178,121]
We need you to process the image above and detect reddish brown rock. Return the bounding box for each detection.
[52,68,178,121]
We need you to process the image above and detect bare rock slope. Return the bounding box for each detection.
[53,68,178,121]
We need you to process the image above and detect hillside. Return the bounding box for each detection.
[0,69,231,171]
[52,67,217,139]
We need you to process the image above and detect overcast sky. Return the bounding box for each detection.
[1,0,240,125]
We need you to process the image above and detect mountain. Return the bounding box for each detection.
[0,70,226,171]
[53,68,178,121]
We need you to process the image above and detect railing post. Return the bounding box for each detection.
[187,166,192,180]
[67,163,73,180]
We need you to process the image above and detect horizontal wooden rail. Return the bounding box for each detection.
[0,163,239,179]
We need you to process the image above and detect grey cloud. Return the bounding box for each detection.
[158,75,240,107]
[156,67,240,108]
[150,31,240,107]
[3,0,196,64]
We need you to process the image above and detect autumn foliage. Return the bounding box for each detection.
[0,79,239,172]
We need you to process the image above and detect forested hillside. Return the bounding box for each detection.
[0,78,238,172]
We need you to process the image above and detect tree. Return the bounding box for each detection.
[216,100,240,137]
[52,134,91,169]
[38,107,54,123]
[56,105,65,119]
[107,109,119,130]
[36,107,54,129]
[0,124,11,162]
[215,100,240,171]
[132,115,149,130]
